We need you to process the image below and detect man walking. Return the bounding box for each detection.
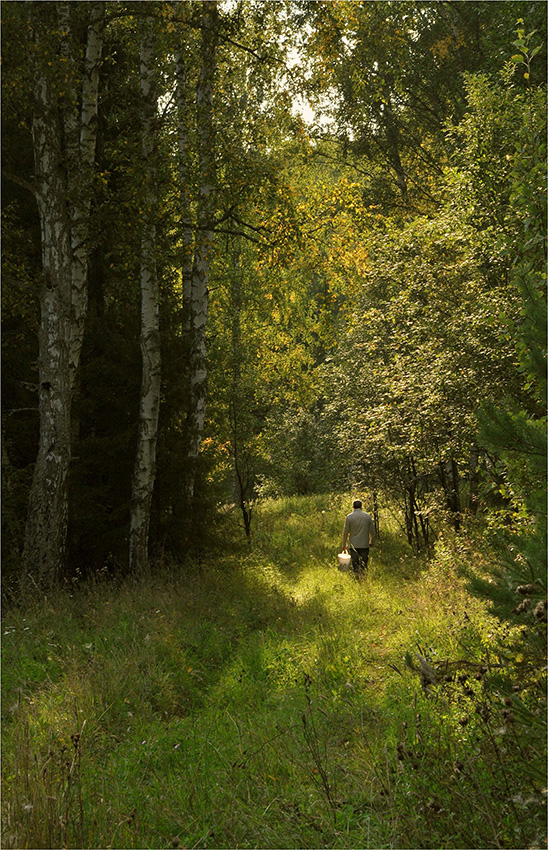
[341,499,374,578]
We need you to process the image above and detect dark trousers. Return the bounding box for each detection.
[350,547,369,576]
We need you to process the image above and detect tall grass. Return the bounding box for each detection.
[2,494,546,848]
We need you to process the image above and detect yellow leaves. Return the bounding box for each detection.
[430,36,452,61]
[200,437,230,457]
[430,31,466,61]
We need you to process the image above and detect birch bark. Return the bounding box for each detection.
[129,15,161,574]
[67,2,105,392]
[173,3,194,335]
[184,0,219,505]
[22,3,104,589]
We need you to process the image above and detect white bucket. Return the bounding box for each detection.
[337,552,352,571]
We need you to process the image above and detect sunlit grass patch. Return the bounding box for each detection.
[2,495,546,849]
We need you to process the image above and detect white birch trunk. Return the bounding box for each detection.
[173,3,194,335]
[22,4,104,588]
[184,0,218,504]
[68,2,105,392]
[129,15,161,574]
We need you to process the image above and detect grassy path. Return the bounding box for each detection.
[2,495,545,849]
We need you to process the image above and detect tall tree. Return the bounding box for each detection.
[22,2,104,588]
[129,10,161,574]
[183,0,219,508]
[173,1,195,337]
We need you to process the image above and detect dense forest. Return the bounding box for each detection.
[2,1,547,848]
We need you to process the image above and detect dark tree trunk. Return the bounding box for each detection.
[372,489,380,537]
[439,457,461,531]
[229,246,253,546]
[468,445,480,514]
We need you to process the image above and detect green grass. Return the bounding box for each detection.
[2,494,546,849]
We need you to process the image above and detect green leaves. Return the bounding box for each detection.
[511,23,543,80]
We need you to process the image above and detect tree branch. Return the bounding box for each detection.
[217,33,285,66]
[215,228,262,245]
[231,213,273,235]
[2,170,39,198]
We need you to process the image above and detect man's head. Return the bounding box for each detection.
[353,499,362,509]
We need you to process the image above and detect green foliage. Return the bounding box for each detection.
[294,1,546,210]
[3,0,546,576]
[2,4,545,845]
[474,58,547,590]
[1,207,41,587]
[256,402,345,498]
[332,208,515,449]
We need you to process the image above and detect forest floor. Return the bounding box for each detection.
[2,494,546,850]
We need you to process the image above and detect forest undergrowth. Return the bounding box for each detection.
[2,494,546,850]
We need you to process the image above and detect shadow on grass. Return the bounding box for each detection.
[370,531,426,583]
[460,569,517,620]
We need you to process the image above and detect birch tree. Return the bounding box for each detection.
[173,2,195,337]
[22,2,104,589]
[128,12,161,574]
[183,0,219,507]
